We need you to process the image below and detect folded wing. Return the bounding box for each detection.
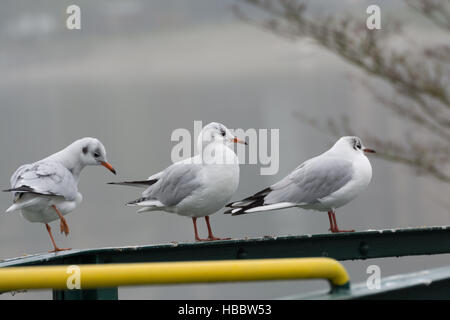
[226,156,354,215]
[4,161,78,201]
[126,162,204,211]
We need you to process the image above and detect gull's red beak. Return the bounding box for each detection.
[232,137,247,145]
[101,161,117,175]
[363,148,376,154]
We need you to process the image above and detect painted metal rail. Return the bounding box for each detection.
[283,265,450,300]
[2,226,449,268]
[1,226,449,299]
[0,258,350,293]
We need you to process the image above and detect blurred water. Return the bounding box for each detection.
[0,0,449,299]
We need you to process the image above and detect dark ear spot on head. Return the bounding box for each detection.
[353,138,361,150]
[82,146,88,154]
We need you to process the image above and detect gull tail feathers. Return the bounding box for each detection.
[136,207,160,213]
[5,203,20,213]
[126,197,165,213]
[5,197,41,213]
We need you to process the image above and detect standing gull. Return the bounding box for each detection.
[109,122,246,241]
[225,136,375,233]
[4,138,116,252]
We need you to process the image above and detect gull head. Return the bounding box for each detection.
[74,137,116,174]
[198,122,246,149]
[332,136,375,156]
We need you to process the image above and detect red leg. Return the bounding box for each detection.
[327,211,335,232]
[45,224,71,253]
[51,205,69,236]
[192,217,207,242]
[330,211,355,233]
[205,216,231,241]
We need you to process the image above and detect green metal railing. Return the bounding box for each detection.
[284,265,450,300]
[1,225,449,299]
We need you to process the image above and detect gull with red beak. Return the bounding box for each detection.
[109,122,245,241]
[3,137,116,252]
[226,136,375,233]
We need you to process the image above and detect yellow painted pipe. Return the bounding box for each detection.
[0,257,349,292]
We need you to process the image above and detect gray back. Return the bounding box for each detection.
[265,156,354,205]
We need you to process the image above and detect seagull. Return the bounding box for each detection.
[225,136,375,233]
[3,137,116,252]
[109,122,246,241]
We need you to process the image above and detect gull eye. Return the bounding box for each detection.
[220,129,226,137]
[93,152,100,158]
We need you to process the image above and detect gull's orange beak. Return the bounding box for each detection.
[363,148,376,154]
[101,161,117,175]
[232,137,247,145]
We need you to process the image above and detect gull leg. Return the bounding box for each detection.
[330,210,355,233]
[51,205,69,236]
[205,216,231,241]
[192,217,207,242]
[327,211,336,232]
[45,224,71,253]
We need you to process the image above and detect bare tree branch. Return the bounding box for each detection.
[406,0,450,30]
[237,0,450,183]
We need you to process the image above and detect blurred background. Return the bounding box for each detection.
[0,0,449,299]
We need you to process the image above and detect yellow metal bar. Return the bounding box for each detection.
[0,257,349,292]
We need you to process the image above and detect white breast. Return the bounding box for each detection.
[316,154,372,211]
[175,145,240,217]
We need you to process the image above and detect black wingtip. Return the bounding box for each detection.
[126,197,148,206]
[3,186,33,193]
[223,208,247,216]
[107,179,158,187]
